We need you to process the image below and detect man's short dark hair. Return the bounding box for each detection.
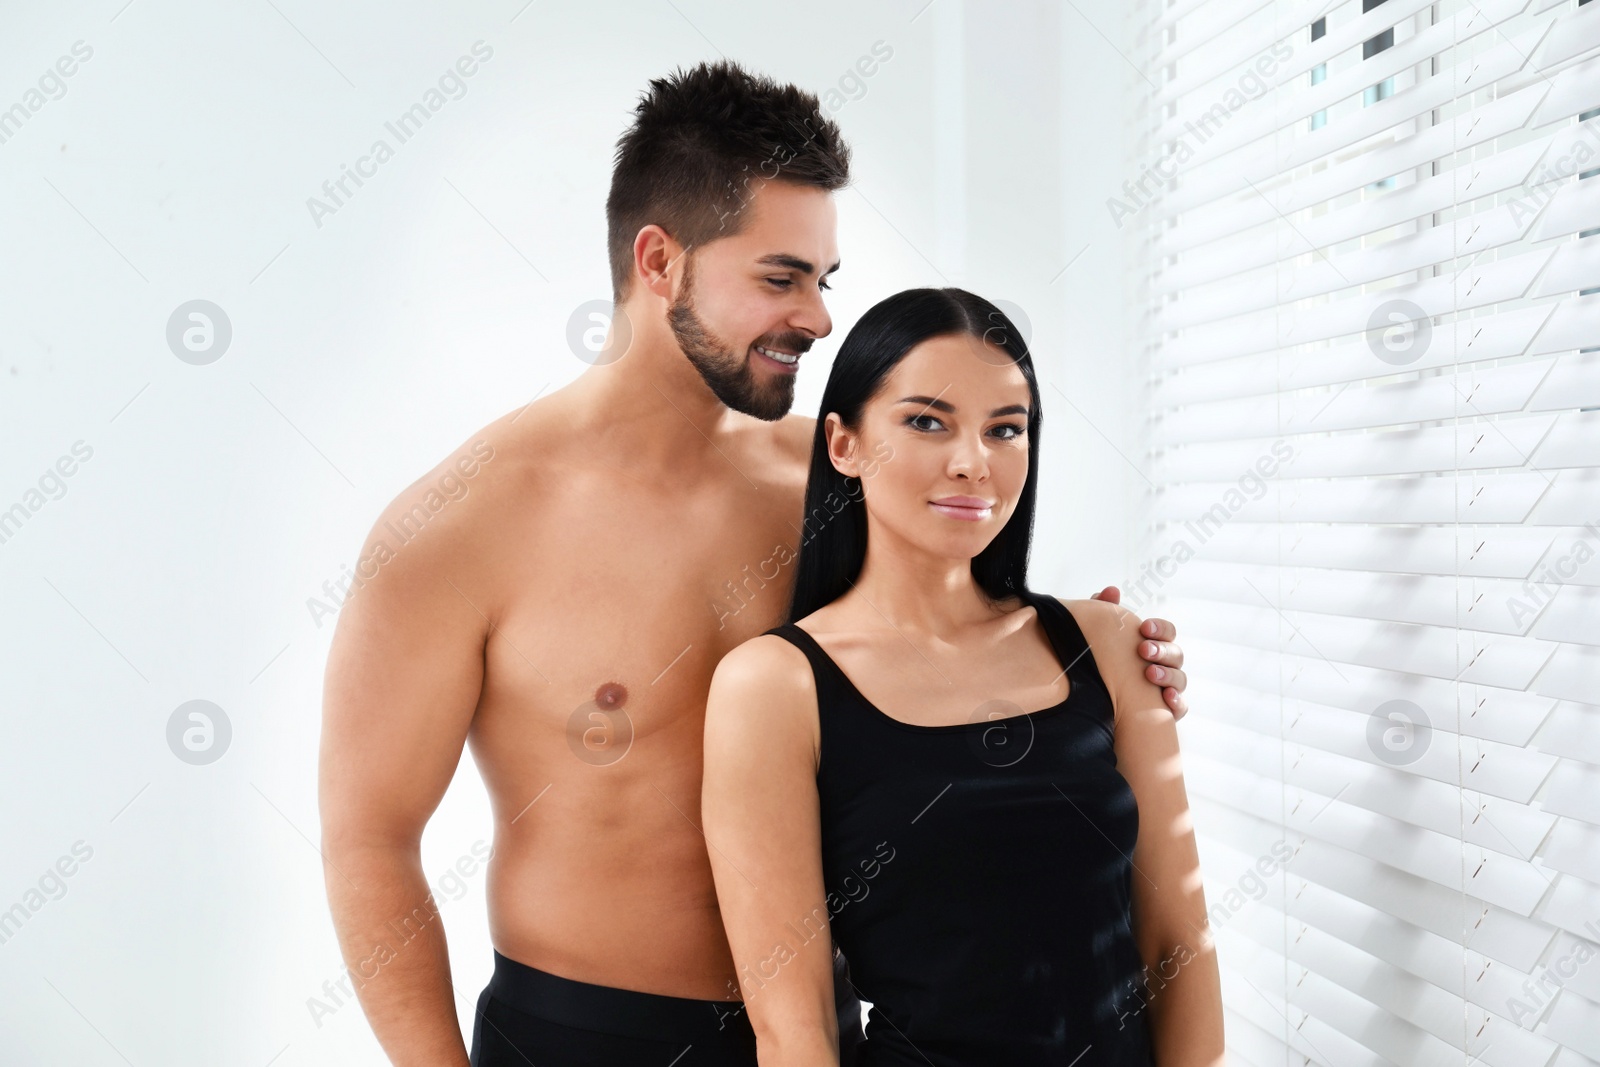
[606,59,852,303]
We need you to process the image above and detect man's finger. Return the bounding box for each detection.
[1146,664,1187,694]
[1139,616,1175,642]
[1164,688,1189,721]
[1139,641,1184,671]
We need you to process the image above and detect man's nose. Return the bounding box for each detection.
[792,284,832,339]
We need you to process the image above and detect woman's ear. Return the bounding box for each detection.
[823,413,862,477]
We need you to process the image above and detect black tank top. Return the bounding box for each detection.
[763,590,1155,1067]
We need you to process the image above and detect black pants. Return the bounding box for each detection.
[835,946,868,1066]
[470,949,867,1066]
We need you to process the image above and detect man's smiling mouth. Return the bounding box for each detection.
[754,345,799,365]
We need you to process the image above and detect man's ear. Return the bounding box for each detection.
[823,413,862,478]
[635,225,686,302]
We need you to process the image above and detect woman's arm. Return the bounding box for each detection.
[1088,586,1190,718]
[1067,597,1226,1066]
[703,635,840,1066]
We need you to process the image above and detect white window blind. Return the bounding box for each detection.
[1126,0,1600,1063]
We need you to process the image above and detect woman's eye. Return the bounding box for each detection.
[906,415,943,432]
[992,424,1025,440]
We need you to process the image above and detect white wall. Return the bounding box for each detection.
[0,1,1133,1063]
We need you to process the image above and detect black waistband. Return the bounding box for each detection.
[484,950,753,1043]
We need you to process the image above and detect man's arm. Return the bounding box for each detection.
[1089,585,1189,718]
[318,478,491,1067]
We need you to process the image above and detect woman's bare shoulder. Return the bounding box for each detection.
[704,631,822,777]
[713,630,817,695]
[1045,596,1153,690]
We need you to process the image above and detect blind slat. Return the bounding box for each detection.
[1166,559,1548,633]
[1150,306,1553,405]
[1154,417,1558,481]
[1169,600,1554,686]
[1153,359,1553,442]
[1158,247,1553,363]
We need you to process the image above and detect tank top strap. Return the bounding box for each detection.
[760,623,856,710]
[1020,590,1103,688]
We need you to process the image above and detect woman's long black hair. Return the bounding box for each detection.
[786,288,1043,623]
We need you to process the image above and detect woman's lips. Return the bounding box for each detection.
[929,497,993,521]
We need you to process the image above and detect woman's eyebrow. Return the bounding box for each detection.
[896,396,1030,418]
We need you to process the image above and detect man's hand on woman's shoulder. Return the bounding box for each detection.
[1087,586,1188,720]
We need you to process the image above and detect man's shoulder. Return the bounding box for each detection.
[774,412,818,465]
[721,411,816,493]
[365,407,538,559]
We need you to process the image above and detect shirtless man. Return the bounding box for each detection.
[318,59,1190,1066]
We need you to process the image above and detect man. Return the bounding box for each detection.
[318,59,1189,1066]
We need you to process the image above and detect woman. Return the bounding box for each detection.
[702,289,1224,1066]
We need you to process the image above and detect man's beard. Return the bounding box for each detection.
[668,257,803,422]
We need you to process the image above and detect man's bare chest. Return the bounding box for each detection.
[471,480,804,751]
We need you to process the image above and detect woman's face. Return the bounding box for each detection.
[825,332,1033,563]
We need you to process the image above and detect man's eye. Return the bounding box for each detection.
[820,279,833,291]
[766,278,793,289]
